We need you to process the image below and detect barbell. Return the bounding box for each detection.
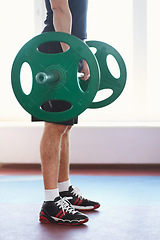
[11,32,127,122]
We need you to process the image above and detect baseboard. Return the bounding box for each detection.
[1,163,160,171]
[70,163,160,171]
[0,163,41,170]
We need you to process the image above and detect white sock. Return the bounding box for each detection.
[45,188,59,201]
[58,180,71,192]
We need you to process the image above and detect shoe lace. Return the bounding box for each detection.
[71,187,84,200]
[55,197,77,214]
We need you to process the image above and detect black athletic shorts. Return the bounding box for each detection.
[31,34,79,126]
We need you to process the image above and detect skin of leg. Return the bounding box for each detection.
[58,126,72,183]
[40,122,68,190]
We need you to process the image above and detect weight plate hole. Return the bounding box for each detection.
[38,42,70,54]
[20,62,33,95]
[41,100,72,113]
[78,79,89,92]
[106,54,120,79]
[78,59,84,72]
[77,59,90,92]
[93,89,113,102]
[89,47,97,55]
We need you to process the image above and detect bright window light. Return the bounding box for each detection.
[1,0,160,124]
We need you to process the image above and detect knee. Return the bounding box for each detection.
[60,126,72,140]
[64,126,72,134]
[44,122,68,136]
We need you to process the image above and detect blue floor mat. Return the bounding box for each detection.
[0,175,160,205]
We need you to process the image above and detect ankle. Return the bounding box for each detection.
[58,179,71,192]
[45,188,59,201]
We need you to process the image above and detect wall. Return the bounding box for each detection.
[0,1,160,165]
[0,123,160,164]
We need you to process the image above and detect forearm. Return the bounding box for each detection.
[53,8,72,34]
[50,0,72,51]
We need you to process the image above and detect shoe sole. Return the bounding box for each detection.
[39,212,88,226]
[74,203,100,211]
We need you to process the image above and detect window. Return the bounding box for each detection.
[79,0,133,123]
[2,0,160,125]
[0,0,35,121]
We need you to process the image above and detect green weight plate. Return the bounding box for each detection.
[85,41,127,108]
[11,32,100,122]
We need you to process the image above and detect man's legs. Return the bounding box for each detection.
[39,122,88,225]
[57,126,101,211]
[40,122,68,190]
[58,126,72,184]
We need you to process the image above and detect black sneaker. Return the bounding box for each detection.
[39,196,88,225]
[60,186,100,211]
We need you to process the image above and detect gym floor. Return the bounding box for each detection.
[0,164,160,240]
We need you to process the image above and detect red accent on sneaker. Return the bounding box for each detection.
[59,211,67,219]
[40,215,51,224]
[72,218,88,225]
[56,210,63,218]
[77,199,83,206]
[73,198,79,205]
[94,204,100,210]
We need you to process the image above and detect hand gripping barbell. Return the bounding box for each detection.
[11,32,127,122]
